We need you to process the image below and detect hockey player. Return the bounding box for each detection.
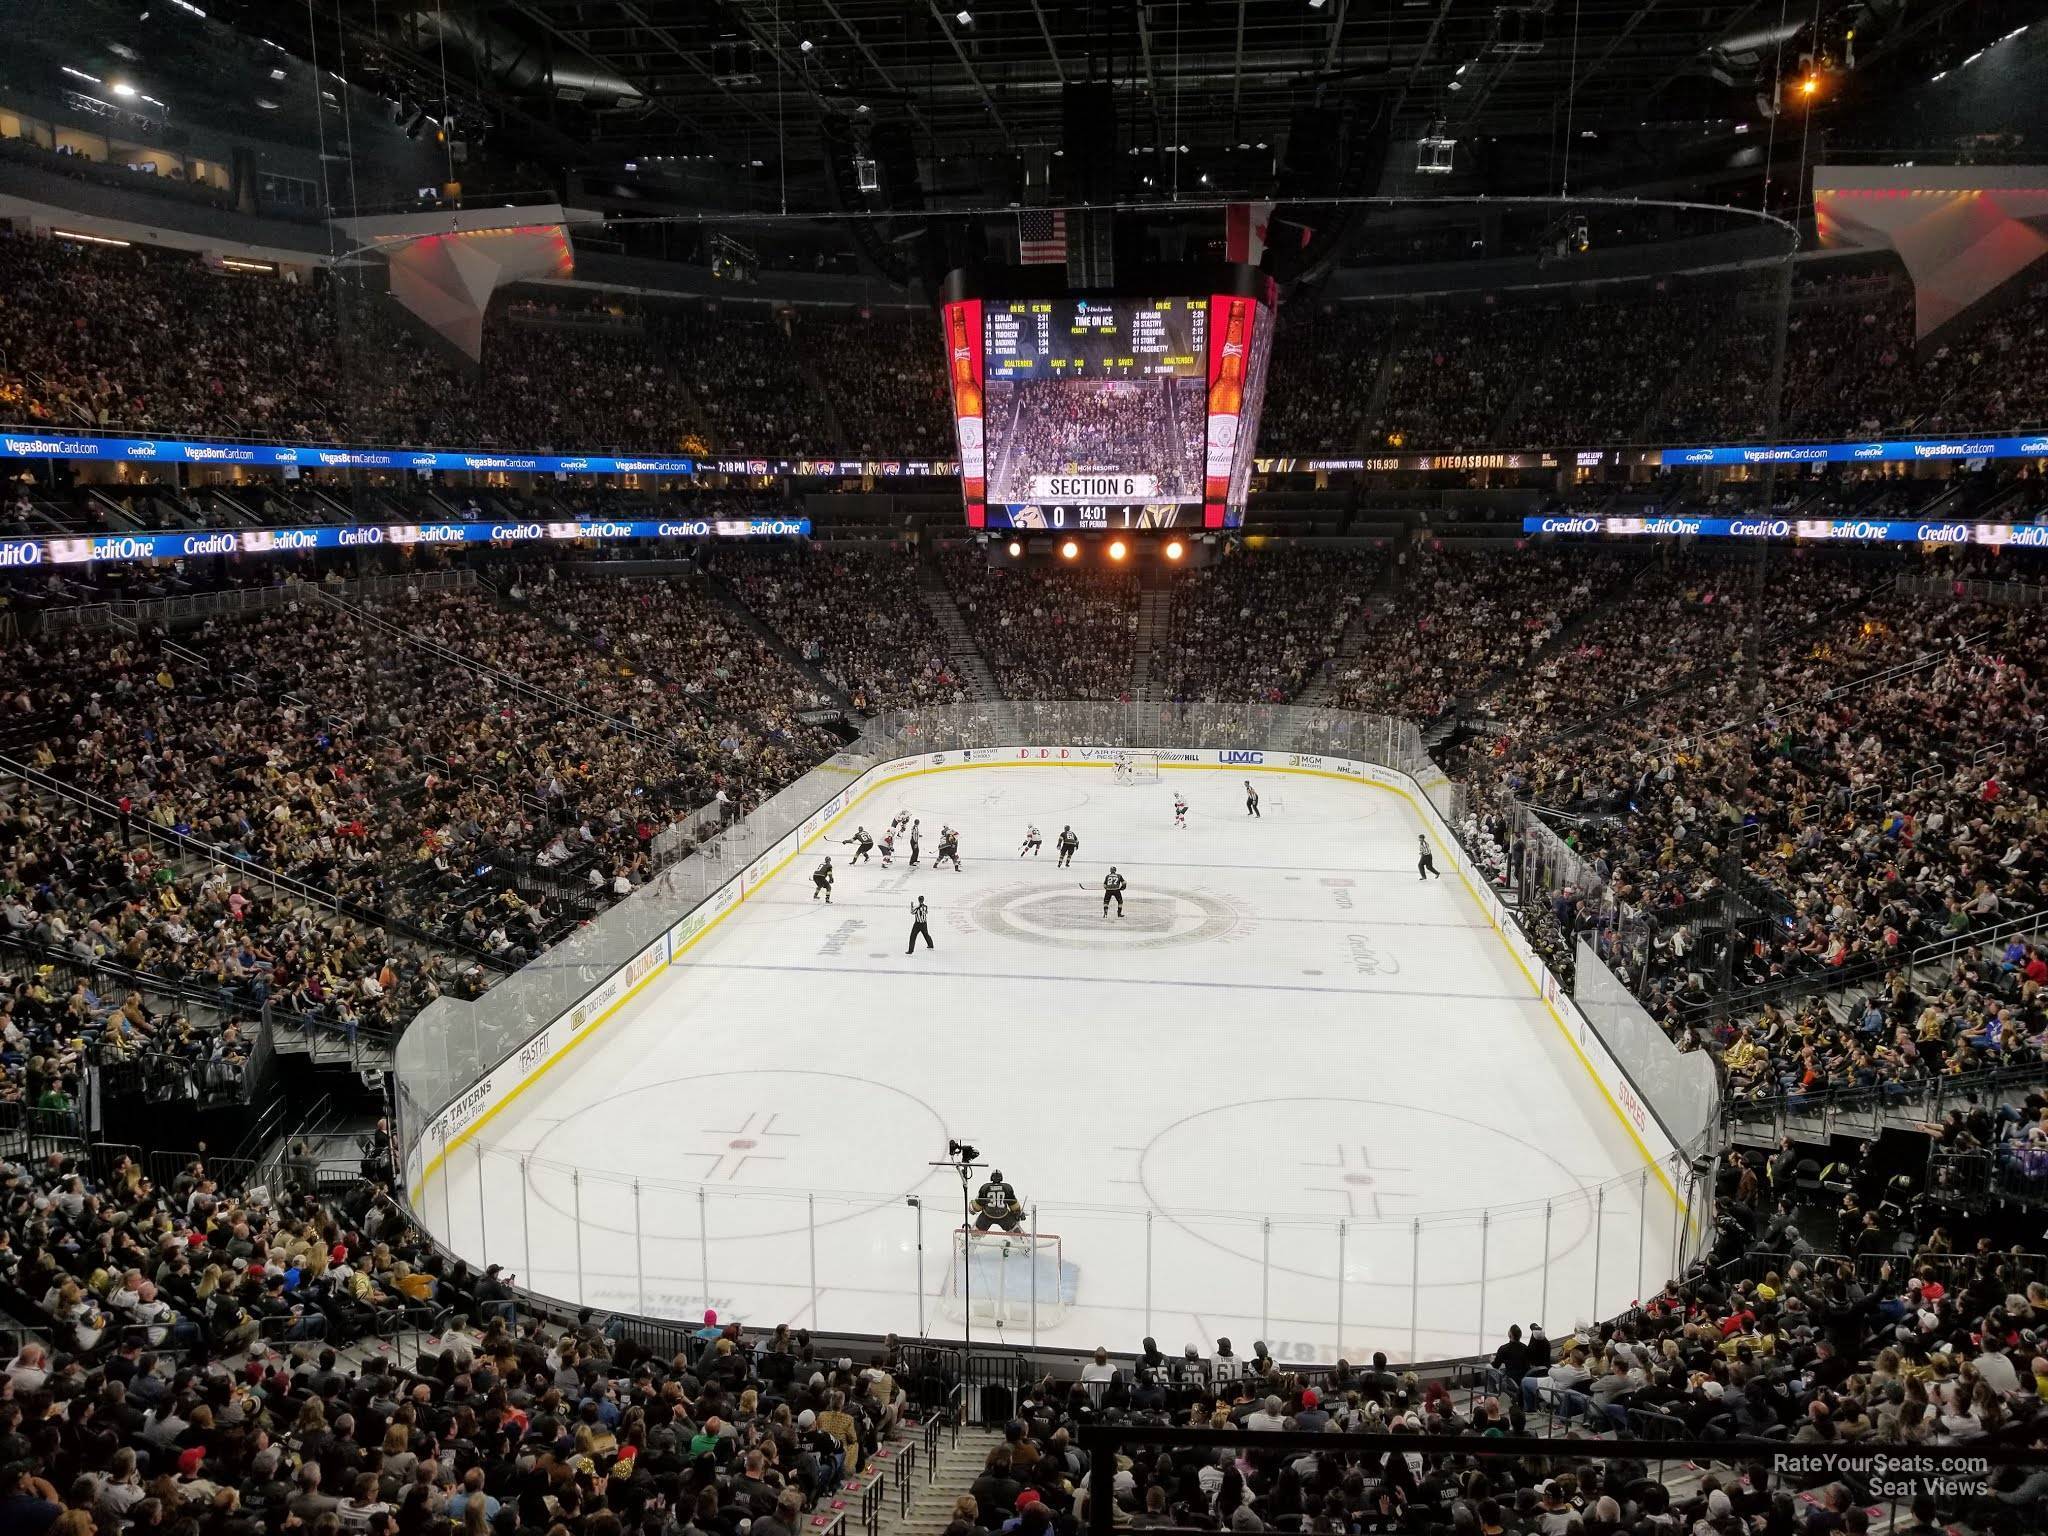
[971,1169,1022,1232]
[843,826,875,864]
[876,829,897,867]
[1244,780,1261,817]
[908,818,922,867]
[1173,794,1188,829]
[891,810,910,836]
[936,825,962,870]
[1102,866,1127,918]
[812,856,834,903]
[1019,824,1043,857]
[1056,825,1079,868]
[1418,834,1441,881]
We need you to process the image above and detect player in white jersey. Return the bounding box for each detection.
[1019,824,1043,857]
[1173,794,1188,829]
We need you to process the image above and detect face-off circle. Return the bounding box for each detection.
[968,882,1242,950]
[518,1069,949,1240]
[1136,1096,1597,1285]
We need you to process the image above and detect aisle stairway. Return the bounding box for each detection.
[704,572,857,713]
[794,352,850,447]
[919,571,1002,701]
[1293,553,1403,708]
[879,1424,1002,1536]
[1129,588,1174,701]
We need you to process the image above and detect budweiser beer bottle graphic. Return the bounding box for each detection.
[947,304,982,417]
[1209,298,1247,417]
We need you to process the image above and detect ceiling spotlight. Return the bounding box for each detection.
[1310,0,1328,8]
[956,8,972,23]
[1165,540,1185,561]
[799,37,813,52]
[1108,540,1127,561]
[1199,172,1209,184]
[1060,539,1079,560]
[1799,76,1819,95]
[1006,539,1022,558]
[111,81,138,97]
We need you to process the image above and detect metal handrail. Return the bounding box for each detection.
[1725,1058,2048,1130]
[0,751,507,971]
[37,569,479,638]
[311,585,706,763]
[1681,902,2048,1028]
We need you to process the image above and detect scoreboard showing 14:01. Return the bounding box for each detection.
[940,277,1274,532]
[983,298,1208,381]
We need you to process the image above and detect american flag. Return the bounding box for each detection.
[1018,209,1068,265]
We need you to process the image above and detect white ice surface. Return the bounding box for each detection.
[429,764,1680,1365]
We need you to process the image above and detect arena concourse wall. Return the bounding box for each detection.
[399,727,1711,1329]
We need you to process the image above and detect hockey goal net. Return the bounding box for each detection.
[937,1229,1072,1329]
[1111,753,1160,785]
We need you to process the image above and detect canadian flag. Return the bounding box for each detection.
[1224,201,1276,266]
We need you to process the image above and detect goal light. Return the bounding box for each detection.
[1060,539,1079,560]
[1108,539,1127,561]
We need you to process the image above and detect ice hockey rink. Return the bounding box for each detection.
[429,759,1684,1364]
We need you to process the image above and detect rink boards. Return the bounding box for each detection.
[402,745,1693,1356]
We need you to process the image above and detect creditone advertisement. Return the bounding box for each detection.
[0,517,812,571]
[5,423,2038,487]
[407,745,1684,1219]
[0,428,964,480]
[1524,513,2048,547]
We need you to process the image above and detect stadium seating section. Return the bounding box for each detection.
[5,223,2048,1535]
[4,232,2047,458]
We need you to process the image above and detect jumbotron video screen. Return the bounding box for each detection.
[943,290,1274,530]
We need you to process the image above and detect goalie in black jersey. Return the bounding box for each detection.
[1102,866,1127,918]
[811,857,834,903]
[972,1170,1023,1232]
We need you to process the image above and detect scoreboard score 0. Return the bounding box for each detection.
[941,276,1274,533]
